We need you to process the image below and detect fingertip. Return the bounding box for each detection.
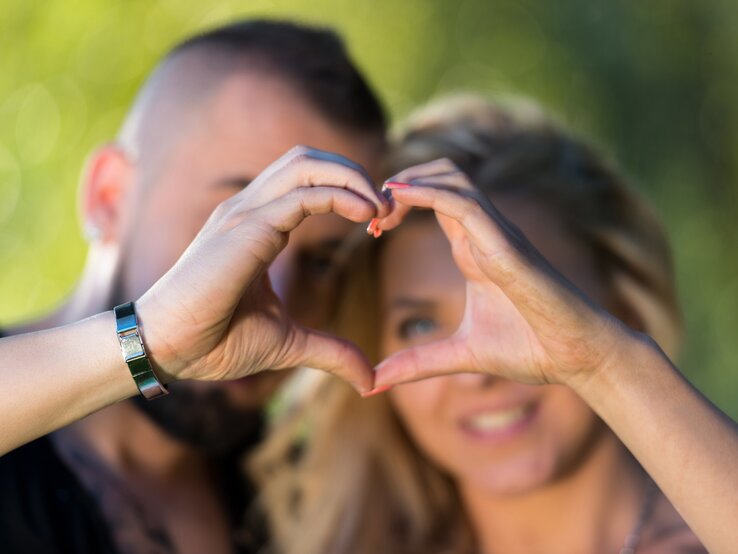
[360,384,393,398]
[376,198,392,218]
[385,182,412,189]
[371,362,397,389]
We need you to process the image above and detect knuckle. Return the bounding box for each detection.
[288,187,328,217]
[437,157,459,171]
[283,145,313,167]
[458,195,482,218]
[288,144,310,157]
[390,167,414,183]
[291,153,312,166]
[244,214,287,252]
[210,198,233,219]
[285,186,316,203]
[206,198,247,233]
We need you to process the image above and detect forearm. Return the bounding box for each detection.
[572,335,738,554]
[0,311,138,456]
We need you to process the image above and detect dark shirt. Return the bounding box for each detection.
[0,331,265,554]
[0,435,118,553]
[0,433,264,554]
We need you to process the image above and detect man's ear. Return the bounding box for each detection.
[79,144,135,244]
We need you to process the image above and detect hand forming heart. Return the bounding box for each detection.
[368,158,644,391]
[136,148,643,397]
[136,146,390,395]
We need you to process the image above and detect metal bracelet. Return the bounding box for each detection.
[114,302,168,400]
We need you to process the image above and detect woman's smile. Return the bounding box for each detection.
[458,400,538,443]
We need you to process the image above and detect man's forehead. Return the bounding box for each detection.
[207,73,339,139]
[200,73,383,173]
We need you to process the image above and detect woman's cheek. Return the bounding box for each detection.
[536,386,608,467]
[389,377,454,454]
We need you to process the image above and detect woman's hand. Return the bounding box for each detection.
[372,158,642,389]
[137,146,389,394]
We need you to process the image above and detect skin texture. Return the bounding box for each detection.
[381,206,614,497]
[371,159,735,552]
[1,69,386,554]
[1,128,735,552]
[379,214,691,553]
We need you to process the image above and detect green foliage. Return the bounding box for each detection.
[1,0,736,415]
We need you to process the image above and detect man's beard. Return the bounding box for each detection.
[131,384,265,457]
[107,266,265,458]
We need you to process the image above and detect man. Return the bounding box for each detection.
[0,19,386,553]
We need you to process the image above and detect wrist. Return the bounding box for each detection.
[113,302,170,399]
[129,296,181,384]
[567,325,666,403]
[73,311,141,402]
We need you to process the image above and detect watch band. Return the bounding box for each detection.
[114,302,168,400]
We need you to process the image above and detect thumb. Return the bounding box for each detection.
[373,337,470,388]
[288,327,375,395]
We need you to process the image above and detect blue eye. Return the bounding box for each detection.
[398,317,438,340]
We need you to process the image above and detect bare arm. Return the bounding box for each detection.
[0,312,137,455]
[573,337,738,554]
[0,146,388,457]
[372,159,738,554]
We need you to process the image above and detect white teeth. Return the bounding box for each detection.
[466,405,530,431]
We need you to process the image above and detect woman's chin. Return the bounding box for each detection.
[459,453,558,497]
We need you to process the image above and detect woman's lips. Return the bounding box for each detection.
[458,402,538,444]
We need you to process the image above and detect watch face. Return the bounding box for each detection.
[120,331,145,361]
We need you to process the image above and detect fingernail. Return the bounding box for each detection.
[366,218,378,235]
[385,181,411,189]
[361,384,392,398]
[373,227,383,239]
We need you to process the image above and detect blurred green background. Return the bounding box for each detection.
[1,0,736,416]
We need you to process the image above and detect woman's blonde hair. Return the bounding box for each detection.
[249,94,682,554]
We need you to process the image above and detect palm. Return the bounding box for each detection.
[141,222,317,383]
[374,162,629,388]
[135,146,390,393]
[203,277,305,381]
[438,213,552,384]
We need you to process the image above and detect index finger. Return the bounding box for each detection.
[368,170,479,236]
[242,146,389,217]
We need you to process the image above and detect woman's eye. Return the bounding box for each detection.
[397,317,438,340]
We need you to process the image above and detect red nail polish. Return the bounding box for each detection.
[366,218,378,235]
[361,384,392,398]
[384,181,411,189]
[373,227,383,239]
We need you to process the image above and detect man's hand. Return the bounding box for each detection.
[136,146,389,394]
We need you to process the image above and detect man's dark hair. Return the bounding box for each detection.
[169,19,387,138]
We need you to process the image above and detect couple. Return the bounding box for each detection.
[0,18,734,554]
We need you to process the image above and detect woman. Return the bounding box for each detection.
[252,96,732,553]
